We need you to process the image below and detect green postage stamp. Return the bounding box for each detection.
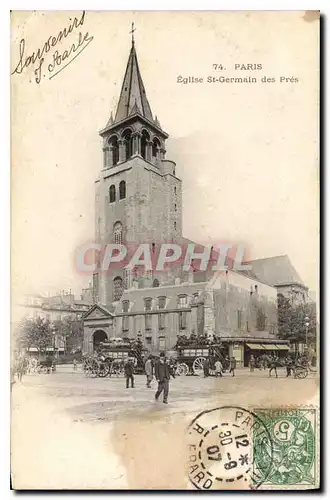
[253,407,319,489]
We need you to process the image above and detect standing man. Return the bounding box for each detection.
[229,356,236,377]
[145,355,153,388]
[203,357,210,378]
[154,353,170,404]
[125,357,135,388]
[285,353,293,378]
[249,354,256,372]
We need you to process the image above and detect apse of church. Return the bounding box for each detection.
[94,38,183,306]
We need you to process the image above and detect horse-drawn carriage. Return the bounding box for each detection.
[37,355,56,374]
[173,336,230,376]
[83,338,149,378]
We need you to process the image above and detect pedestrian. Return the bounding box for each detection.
[203,357,210,378]
[285,353,293,377]
[154,352,170,404]
[73,357,77,371]
[249,354,255,372]
[125,357,135,388]
[229,356,236,377]
[215,359,223,377]
[263,354,268,370]
[269,353,279,378]
[145,355,153,388]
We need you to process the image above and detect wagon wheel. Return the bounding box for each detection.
[98,360,110,378]
[193,357,206,376]
[294,365,308,379]
[90,360,99,378]
[176,363,189,376]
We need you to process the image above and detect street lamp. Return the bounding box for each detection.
[52,325,57,355]
[304,316,310,347]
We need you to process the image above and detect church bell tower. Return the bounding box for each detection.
[93,33,183,307]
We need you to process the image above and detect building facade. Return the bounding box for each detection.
[83,37,310,364]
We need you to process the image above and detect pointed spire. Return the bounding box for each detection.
[114,40,154,124]
[106,112,114,127]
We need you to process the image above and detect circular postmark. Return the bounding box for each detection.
[186,406,274,490]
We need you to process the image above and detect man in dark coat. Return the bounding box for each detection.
[154,353,170,404]
[203,357,210,378]
[125,358,135,388]
[229,356,237,377]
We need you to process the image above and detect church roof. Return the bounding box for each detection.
[245,255,307,288]
[114,41,154,124]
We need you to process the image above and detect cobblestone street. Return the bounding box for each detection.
[11,367,319,490]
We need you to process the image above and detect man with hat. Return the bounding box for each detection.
[124,357,135,389]
[154,352,170,404]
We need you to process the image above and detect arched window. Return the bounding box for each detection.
[153,278,160,288]
[141,130,150,160]
[122,129,133,161]
[113,221,123,244]
[113,277,124,301]
[109,185,116,203]
[119,180,126,200]
[152,137,161,158]
[109,136,119,166]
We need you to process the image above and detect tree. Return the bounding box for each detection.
[53,317,84,354]
[15,317,53,353]
[277,294,317,345]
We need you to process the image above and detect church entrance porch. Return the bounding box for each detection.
[93,330,108,351]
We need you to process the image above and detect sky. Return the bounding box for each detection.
[11,11,319,300]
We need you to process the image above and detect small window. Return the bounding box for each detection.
[145,314,152,331]
[122,300,129,313]
[237,310,242,330]
[159,337,166,350]
[158,313,165,330]
[158,296,166,309]
[179,311,187,330]
[174,187,177,194]
[145,337,152,345]
[113,221,123,245]
[119,180,126,200]
[174,221,177,230]
[153,278,160,288]
[144,298,152,311]
[109,185,116,203]
[113,276,124,301]
[122,316,129,332]
[174,204,177,211]
[178,295,188,308]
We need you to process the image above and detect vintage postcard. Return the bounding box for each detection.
[11,11,320,490]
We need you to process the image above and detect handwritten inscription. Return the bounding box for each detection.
[11,11,94,83]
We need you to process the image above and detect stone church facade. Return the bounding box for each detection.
[83,36,306,365]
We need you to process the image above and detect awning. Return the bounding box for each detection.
[246,343,265,349]
[260,344,279,350]
[275,344,290,351]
